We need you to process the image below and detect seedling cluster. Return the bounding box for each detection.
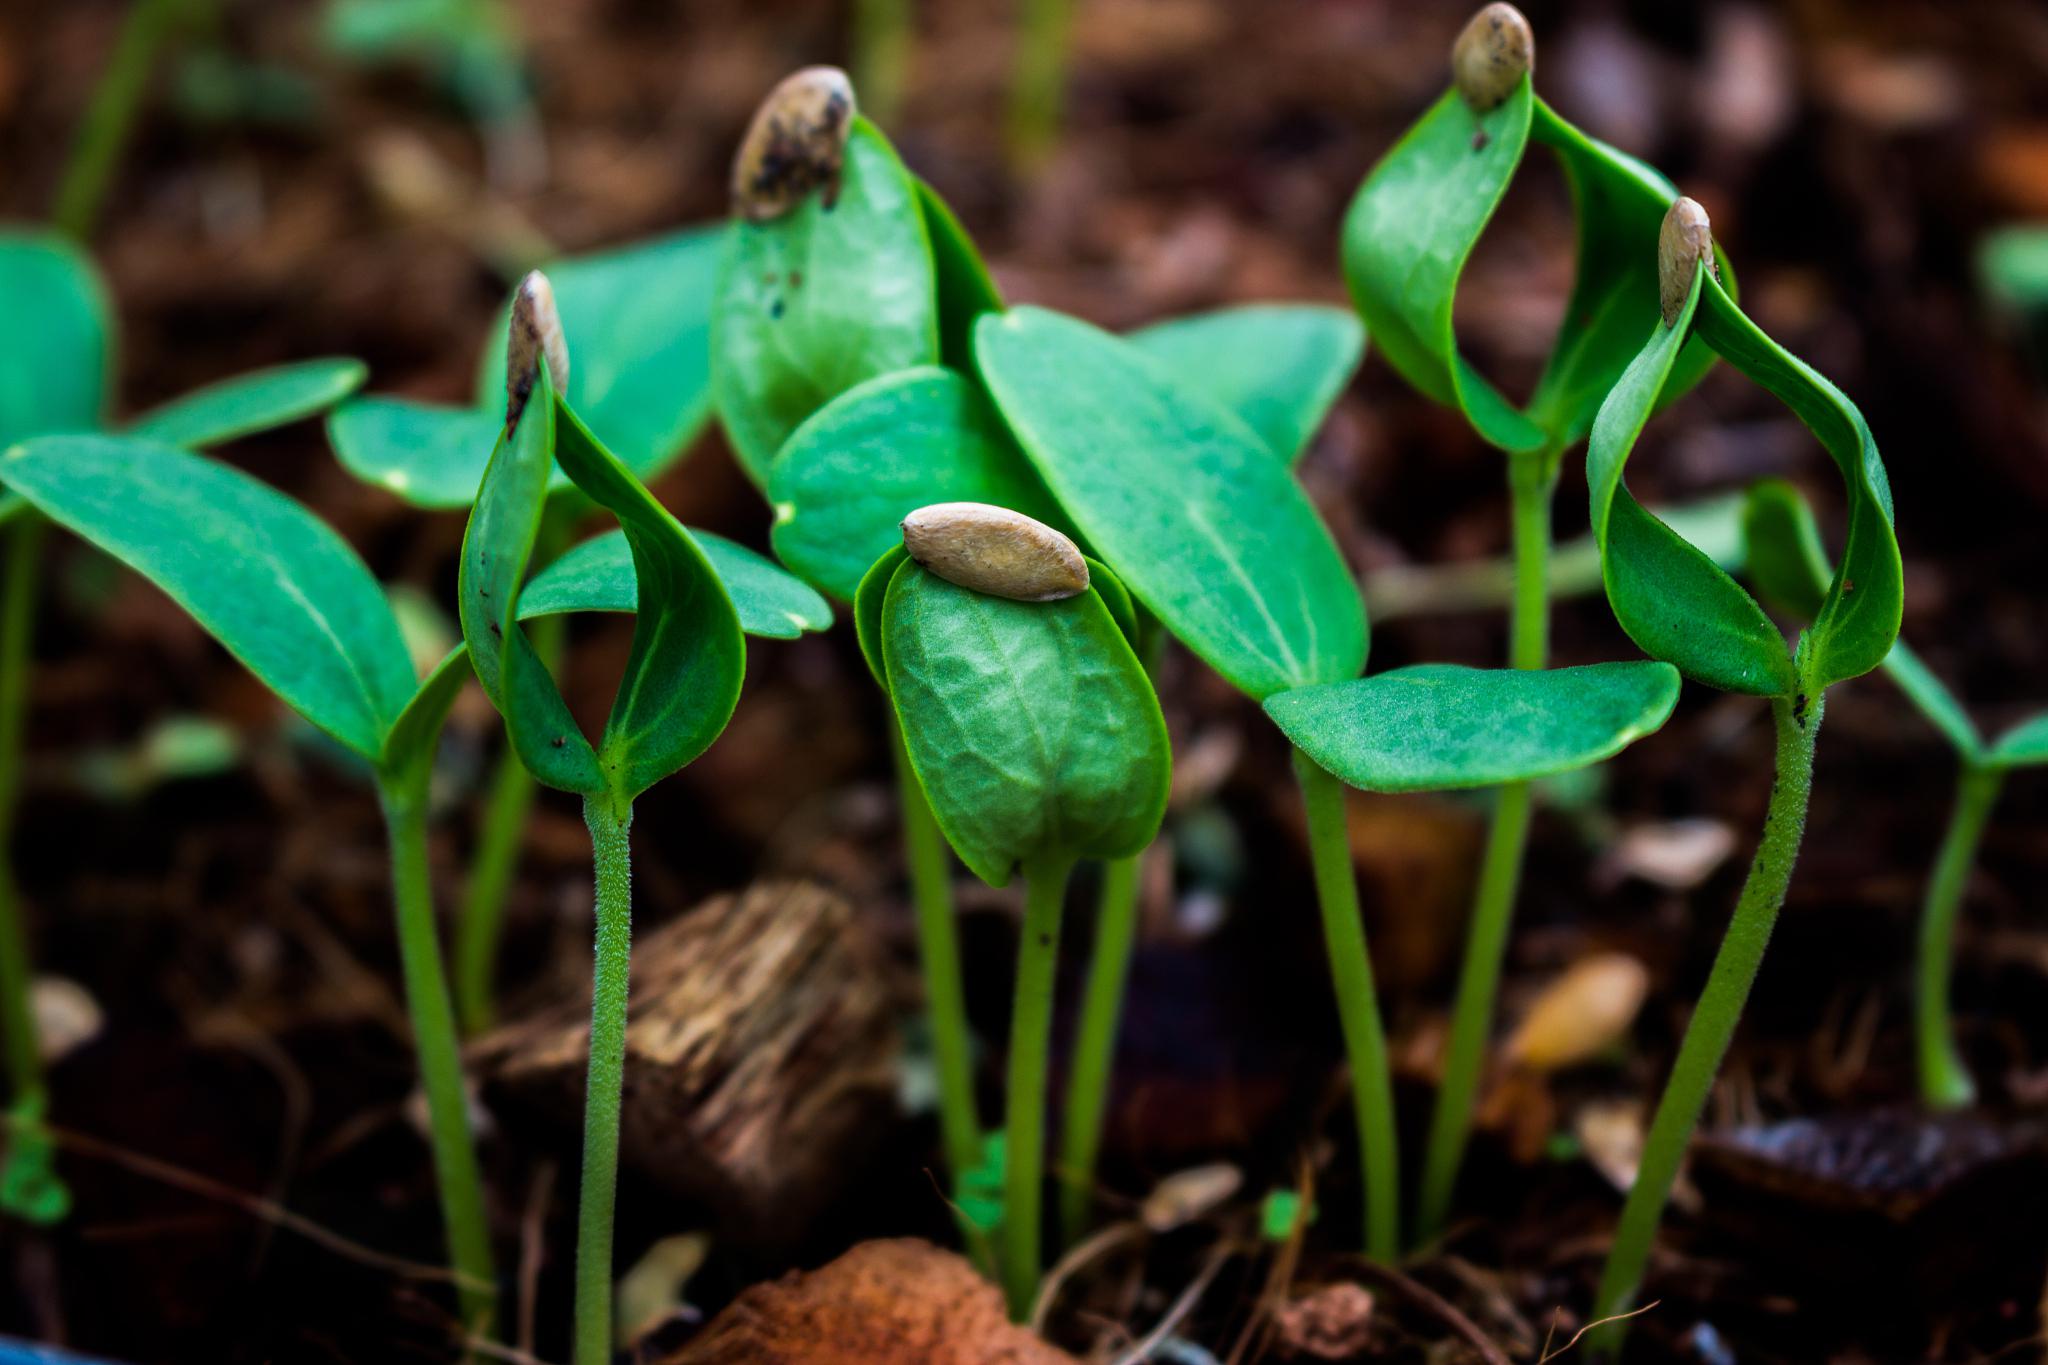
[6,3,2018,1360]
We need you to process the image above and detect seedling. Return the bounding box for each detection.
[871,504,1170,1318]
[1581,199,1902,1351]
[1339,1,1735,1242]
[0,229,365,1225]
[328,224,726,1034]
[1743,479,2048,1109]
[969,302,1688,1267]
[462,272,818,1365]
[714,66,1366,1231]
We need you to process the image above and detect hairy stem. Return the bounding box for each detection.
[573,794,634,1365]
[1916,762,2002,1110]
[52,0,191,239]
[378,768,498,1339]
[1003,855,1073,1320]
[1056,850,1142,1246]
[1415,449,1552,1243]
[1293,747,1400,1262]
[1590,693,1822,1357]
[889,720,982,1186]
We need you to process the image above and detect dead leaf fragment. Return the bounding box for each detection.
[1140,1161,1242,1232]
[1596,818,1736,891]
[1505,953,1651,1073]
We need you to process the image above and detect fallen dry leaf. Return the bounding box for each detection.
[658,1239,1077,1364]
[1595,818,1736,891]
[1140,1161,1242,1232]
[1505,953,1651,1073]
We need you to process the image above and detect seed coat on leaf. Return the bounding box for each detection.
[1452,3,1534,112]
[731,67,857,223]
[505,270,569,430]
[1658,197,1719,326]
[901,502,1089,602]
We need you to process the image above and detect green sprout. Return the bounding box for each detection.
[458,272,828,1365]
[1009,0,1072,174]
[1338,1,1733,1244]
[0,229,364,1226]
[1742,478,2048,1110]
[968,303,1683,1270]
[1582,198,1902,1352]
[327,223,725,1034]
[869,504,1170,1318]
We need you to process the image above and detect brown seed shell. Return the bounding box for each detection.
[900,503,1089,603]
[505,270,569,431]
[731,67,857,223]
[1658,196,1720,326]
[1452,3,1535,112]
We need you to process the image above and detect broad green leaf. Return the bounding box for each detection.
[460,368,604,792]
[855,544,910,687]
[126,358,368,448]
[1340,82,1545,453]
[1127,305,1365,464]
[1589,270,1900,698]
[769,366,1067,602]
[974,306,1366,701]
[915,178,1004,371]
[521,526,831,640]
[0,232,110,447]
[549,402,744,801]
[3,435,414,759]
[712,118,938,486]
[328,398,508,508]
[473,225,724,479]
[1265,661,1680,792]
[1339,89,1724,455]
[1989,713,2048,768]
[1743,478,1979,757]
[883,561,1169,885]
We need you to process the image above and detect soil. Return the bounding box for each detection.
[3,0,2048,1361]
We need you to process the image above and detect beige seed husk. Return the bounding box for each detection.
[900,503,1089,603]
[1140,1162,1244,1233]
[731,67,857,223]
[1452,3,1535,112]
[1504,952,1650,1073]
[505,269,569,430]
[1659,196,1720,326]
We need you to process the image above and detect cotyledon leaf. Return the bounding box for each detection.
[125,358,368,448]
[0,231,109,449]
[1989,715,2048,768]
[522,526,831,640]
[2,434,415,761]
[1265,661,1681,793]
[1588,266,1900,699]
[882,560,1170,887]
[1743,478,1981,758]
[1340,80,1726,455]
[1127,305,1365,464]
[329,398,510,508]
[712,117,938,487]
[769,366,1068,602]
[974,305,1366,701]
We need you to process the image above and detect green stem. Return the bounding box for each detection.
[1414,449,1552,1243]
[1293,747,1400,1262]
[52,0,191,240]
[1589,693,1822,1357]
[851,0,911,129]
[573,793,634,1365]
[455,608,566,1036]
[377,768,498,1339]
[889,719,982,1186]
[1056,850,1141,1246]
[1008,0,1070,173]
[1003,855,1073,1320]
[0,517,63,1223]
[1915,762,2003,1110]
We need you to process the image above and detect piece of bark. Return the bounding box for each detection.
[658,1238,1077,1365]
[476,880,903,1239]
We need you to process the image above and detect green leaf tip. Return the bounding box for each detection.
[505,270,569,432]
[1659,197,1718,327]
[731,66,857,223]
[901,501,1089,603]
[1452,3,1534,112]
